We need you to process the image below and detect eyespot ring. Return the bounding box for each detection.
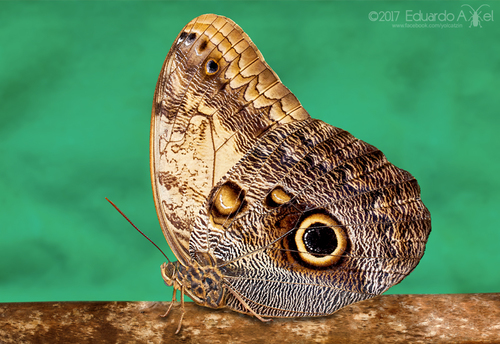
[205,59,219,75]
[294,213,347,267]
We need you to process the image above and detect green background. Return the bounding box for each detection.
[1,1,499,303]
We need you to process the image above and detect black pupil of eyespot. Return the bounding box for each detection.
[207,60,218,74]
[303,224,337,257]
[179,32,188,41]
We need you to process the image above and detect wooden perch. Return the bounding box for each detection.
[0,294,499,343]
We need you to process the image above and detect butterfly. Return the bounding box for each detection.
[149,14,431,333]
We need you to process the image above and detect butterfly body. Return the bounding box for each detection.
[161,254,225,309]
[150,14,431,324]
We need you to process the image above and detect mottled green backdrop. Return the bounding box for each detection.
[1,1,498,303]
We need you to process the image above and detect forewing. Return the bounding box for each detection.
[151,14,309,263]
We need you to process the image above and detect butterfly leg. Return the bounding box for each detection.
[161,285,178,318]
[226,285,272,323]
[175,285,186,334]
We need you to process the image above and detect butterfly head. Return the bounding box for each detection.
[161,261,177,287]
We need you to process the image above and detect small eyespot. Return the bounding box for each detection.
[186,32,197,45]
[206,59,219,75]
[265,187,291,207]
[178,32,188,43]
[199,40,208,52]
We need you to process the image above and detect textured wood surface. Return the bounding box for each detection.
[1,294,499,343]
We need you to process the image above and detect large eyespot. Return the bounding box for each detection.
[210,182,245,225]
[205,59,219,75]
[294,213,347,267]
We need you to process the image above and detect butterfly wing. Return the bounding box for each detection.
[167,15,431,316]
[194,118,431,316]
[151,14,308,264]
[152,14,431,317]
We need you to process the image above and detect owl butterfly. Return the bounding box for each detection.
[150,14,431,332]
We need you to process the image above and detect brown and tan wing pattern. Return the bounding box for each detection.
[152,14,431,318]
[151,14,309,264]
[169,17,433,316]
[192,117,431,317]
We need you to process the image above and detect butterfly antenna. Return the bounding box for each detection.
[105,197,171,263]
